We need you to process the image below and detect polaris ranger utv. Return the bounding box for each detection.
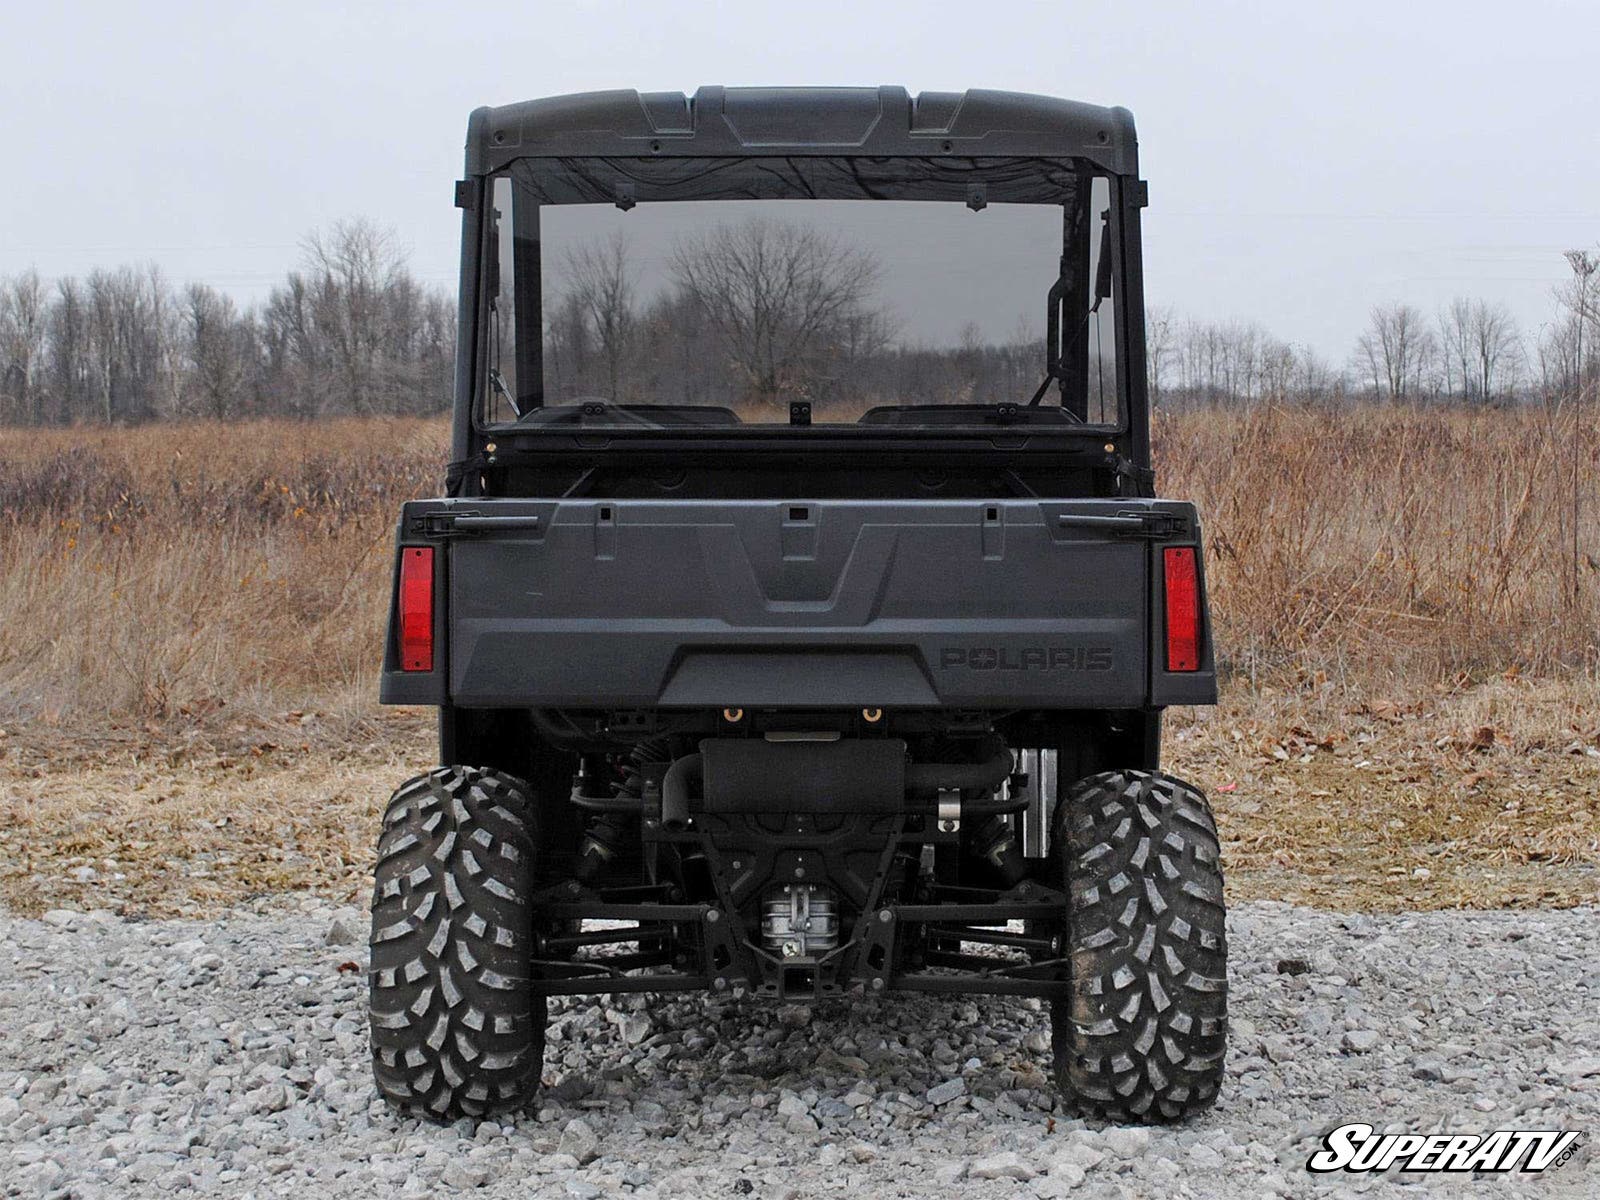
[370,86,1225,1124]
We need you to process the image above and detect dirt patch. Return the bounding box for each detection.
[0,710,427,918]
[1168,677,1600,910]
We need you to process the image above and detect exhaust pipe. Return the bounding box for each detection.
[904,733,1014,794]
[661,752,702,831]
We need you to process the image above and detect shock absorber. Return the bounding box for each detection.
[617,735,673,800]
[576,737,673,884]
[576,810,631,883]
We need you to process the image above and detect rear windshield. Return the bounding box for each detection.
[481,156,1123,431]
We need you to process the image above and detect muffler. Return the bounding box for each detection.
[658,734,1022,830]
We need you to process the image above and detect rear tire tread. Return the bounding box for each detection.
[369,766,545,1121]
[1052,769,1227,1123]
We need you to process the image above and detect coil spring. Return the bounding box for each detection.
[613,735,673,799]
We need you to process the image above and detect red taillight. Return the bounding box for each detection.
[1163,546,1201,672]
[398,547,435,672]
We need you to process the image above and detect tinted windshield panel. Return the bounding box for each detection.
[481,157,1121,430]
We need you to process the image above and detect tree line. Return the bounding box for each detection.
[544,223,1599,416]
[2,217,1596,425]
[0,219,452,425]
[1150,250,1598,410]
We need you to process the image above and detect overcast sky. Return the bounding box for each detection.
[3,0,1596,359]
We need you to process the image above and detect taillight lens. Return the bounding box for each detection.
[397,547,435,672]
[1163,546,1200,672]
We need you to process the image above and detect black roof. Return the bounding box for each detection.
[466,87,1137,176]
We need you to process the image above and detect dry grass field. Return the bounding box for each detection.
[1,408,1595,918]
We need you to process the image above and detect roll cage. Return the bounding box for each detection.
[444,87,1154,496]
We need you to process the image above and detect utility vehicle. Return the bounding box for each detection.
[369,86,1226,1124]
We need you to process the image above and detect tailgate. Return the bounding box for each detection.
[411,498,1197,710]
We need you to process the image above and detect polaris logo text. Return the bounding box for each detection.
[939,647,1113,672]
[1308,1123,1584,1174]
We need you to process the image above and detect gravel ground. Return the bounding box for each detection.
[1,898,1595,1199]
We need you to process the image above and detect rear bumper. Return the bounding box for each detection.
[449,622,1140,708]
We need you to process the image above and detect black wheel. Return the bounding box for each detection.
[368,766,546,1121]
[1049,769,1227,1122]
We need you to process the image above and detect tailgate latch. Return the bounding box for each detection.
[408,510,545,538]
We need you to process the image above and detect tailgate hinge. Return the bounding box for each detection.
[1131,510,1191,539]
[412,510,466,538]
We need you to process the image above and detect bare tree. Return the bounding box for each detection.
[1439,298,1522,403]
[1438,298,1473,400]
[1556,249,1599,396]
[46,277,90,424]
[1468,300,1521,402]
[1536,319,1574,396]
[543,291,591,402]
[0,271,47,424]
[630,290,717,406]
[83,265,172,423]
[1290,344,1341,405]
[1145,305,1177,405]
[949,321,985,402]
[1259,339,1297,402]
[259,271,318,416]
[1355,303,1436,402]
[298,218,405,413]
[560,233,636,400]
[832,307,897,376]
[146,265,187,418]
[669,219,883,408]
[184,283,255,419]
[1555,249,1598,608]
[254,218,454,415]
